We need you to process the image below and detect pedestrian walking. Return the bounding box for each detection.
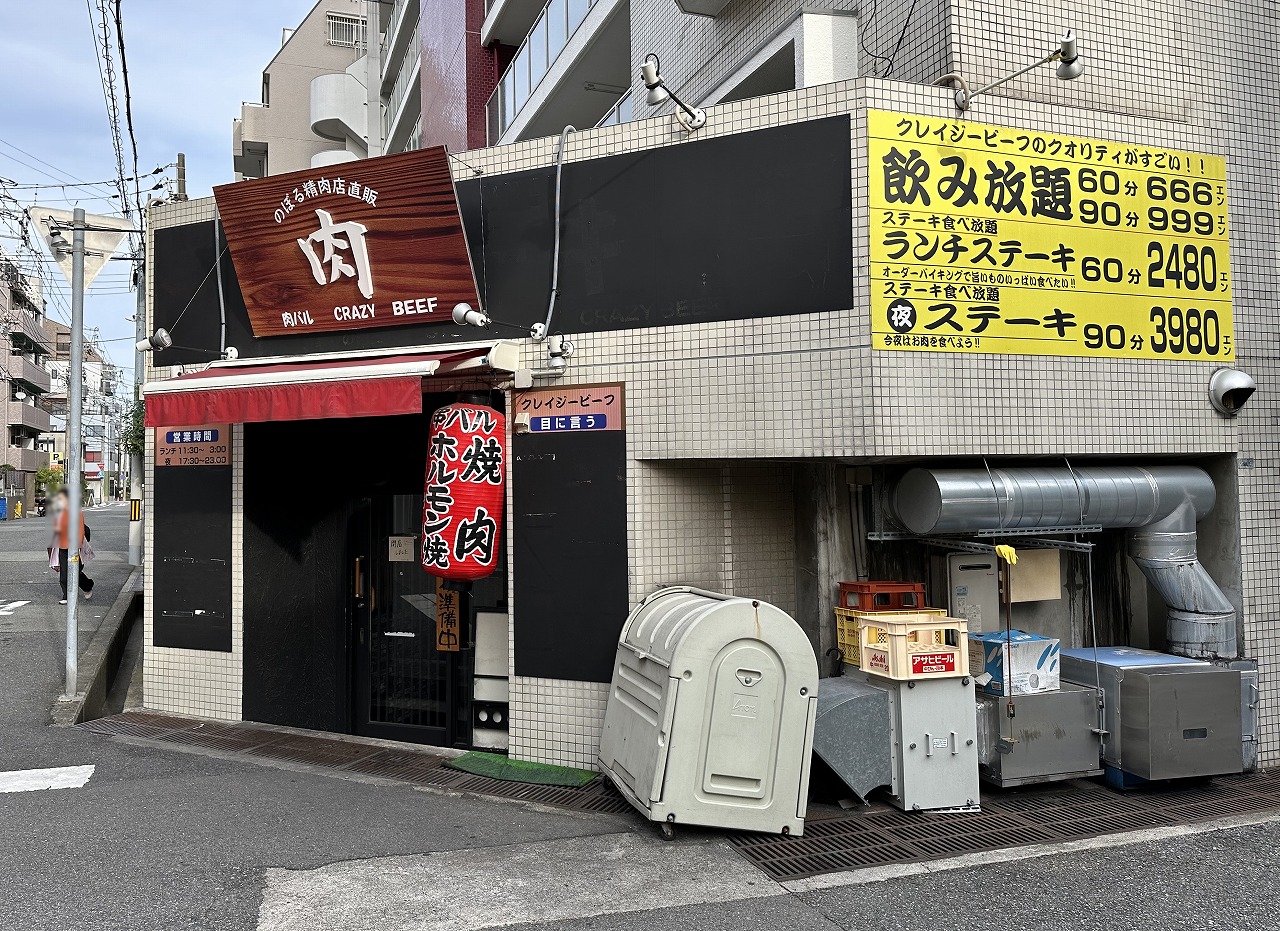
[49,489,93,605]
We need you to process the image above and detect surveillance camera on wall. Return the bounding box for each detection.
[1208,367,1256,417]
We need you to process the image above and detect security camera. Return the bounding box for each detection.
[1208,367,1256,417]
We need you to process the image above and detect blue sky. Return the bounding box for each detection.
[0,0,316,362]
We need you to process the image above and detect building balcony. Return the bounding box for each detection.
[379,0,419,93]
[311,70,368,143]
[9,402,51,433]
[4,445,48,474]
[483,0,549,47]
[487,0,630,145]
[9,355,50,394]
[384,33,422,153]
[311,149,361,169]
[4,310,52,355]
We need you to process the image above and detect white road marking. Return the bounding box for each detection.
[0,764,95,794]
[0,601,30,615]
[257,831,783,931]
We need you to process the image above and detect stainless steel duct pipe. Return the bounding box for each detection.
[892,466,1237,659]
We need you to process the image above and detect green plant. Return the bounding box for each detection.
[35,465,63,494]
[124,398,145,457]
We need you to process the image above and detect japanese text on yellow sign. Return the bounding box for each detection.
[869,110,1233,360]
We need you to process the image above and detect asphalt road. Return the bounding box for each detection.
[1,508,1278,930]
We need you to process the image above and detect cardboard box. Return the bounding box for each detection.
[969,630,1061,696]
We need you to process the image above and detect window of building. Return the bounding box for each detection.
[327,12,367,49]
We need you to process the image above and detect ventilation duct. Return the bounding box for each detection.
[892,465,1236,659]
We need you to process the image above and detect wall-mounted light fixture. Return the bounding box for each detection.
[640,54,706,131]
[136,327,239,361]
[935,31,1083,111]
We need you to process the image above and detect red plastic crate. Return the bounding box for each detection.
[838,581,927,611]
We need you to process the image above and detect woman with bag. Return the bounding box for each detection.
[49,489,94,605]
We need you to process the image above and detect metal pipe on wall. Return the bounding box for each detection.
[892,465,1236,659]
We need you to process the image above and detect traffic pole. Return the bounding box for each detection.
[64,208,86,699]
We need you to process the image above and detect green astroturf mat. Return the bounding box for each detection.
[445,751,599,787]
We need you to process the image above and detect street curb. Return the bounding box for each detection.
[50,566,142,727]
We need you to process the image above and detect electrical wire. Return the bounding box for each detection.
[112,0,145,224]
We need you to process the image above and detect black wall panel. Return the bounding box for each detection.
[153,464,233,651]
[152,116,853,361]
[513,431,628,682]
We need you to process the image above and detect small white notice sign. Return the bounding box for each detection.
[388,536,415,562]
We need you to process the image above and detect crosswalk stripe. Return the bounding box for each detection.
[0,765,95,794]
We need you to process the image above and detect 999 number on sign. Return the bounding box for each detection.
[1083,307,1230,357]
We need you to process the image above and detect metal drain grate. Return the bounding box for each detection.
[733,773,1280,882]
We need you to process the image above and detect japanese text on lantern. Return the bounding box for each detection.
[421,404,505,581]
[868,110,1233,360]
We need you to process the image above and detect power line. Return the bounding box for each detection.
[86,0,133,227]
[113,0,145,224]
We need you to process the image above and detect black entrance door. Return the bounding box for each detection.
[350,494,472,745]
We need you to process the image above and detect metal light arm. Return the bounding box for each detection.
[641,54,706,131]
[935,31,1082,111]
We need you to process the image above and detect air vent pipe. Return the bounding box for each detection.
[892,465,1236,659]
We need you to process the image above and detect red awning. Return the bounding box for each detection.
[143,344,511,427]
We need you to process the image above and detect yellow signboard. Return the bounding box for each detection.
[868,110,1232,360]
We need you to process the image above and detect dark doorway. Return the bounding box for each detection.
[243,403,501,745]
[348,493,473,745]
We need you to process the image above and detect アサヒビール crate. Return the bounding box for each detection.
[835,607,947,666]
[858,614,969,681]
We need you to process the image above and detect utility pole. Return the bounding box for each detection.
[128,254,144,567]
[64,208,86,699]
[175,153,187,201]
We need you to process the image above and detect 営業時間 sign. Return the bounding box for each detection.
[154,424,230,467]
[212,146,480,338]
[869,110,1232,360]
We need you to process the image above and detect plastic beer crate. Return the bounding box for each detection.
[835,606,947,666]
[857,613,969,681]
[838,581,927,612]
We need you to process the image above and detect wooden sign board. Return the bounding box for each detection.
[154,424,231,467]
[435,579,461,652]
[512,383,625,434]
[212,146,479,338]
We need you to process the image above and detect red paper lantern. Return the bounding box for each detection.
[422,402,506,580]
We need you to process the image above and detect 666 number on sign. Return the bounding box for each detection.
[1084,306,1230,356]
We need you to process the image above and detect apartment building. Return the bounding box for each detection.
[232,0,370,178]
[1,254,51,517]
[482,0,859,144]
[42,321,123,504]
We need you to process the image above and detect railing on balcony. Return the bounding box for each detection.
[380,0,413,65]
[487,0,598,141]
[383,19,422,139]
[405,119,423,152]
[595,90,632,127]
[3,311,52,355]
[10,355,51,394]
[9,402,51,434]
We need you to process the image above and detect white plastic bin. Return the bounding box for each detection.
[598,586,819,837]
